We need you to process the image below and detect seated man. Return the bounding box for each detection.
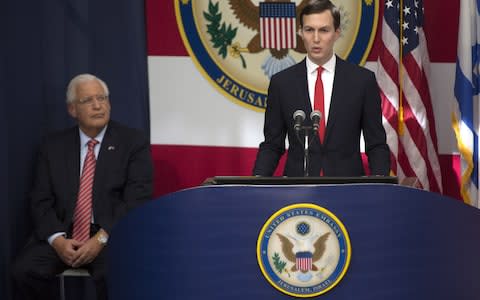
[12,73,153,300]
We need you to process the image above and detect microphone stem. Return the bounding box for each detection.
[304,128,309,177]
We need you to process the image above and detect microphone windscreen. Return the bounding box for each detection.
[310,110,322,121]
[293,110,306,121]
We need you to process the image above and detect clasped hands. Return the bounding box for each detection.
[51,230,106,268]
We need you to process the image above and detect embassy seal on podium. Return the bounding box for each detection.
[257,203,351,297]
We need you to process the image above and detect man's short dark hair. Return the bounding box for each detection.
[299,0,341,30]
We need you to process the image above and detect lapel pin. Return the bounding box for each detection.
[107,146,115,151]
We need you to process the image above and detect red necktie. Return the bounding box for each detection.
[314,67,326,144]
[72,139,98,241]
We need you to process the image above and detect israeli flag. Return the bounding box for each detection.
[453,0,480,206]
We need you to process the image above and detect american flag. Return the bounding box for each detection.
[377,0,443,193]
[453,0,480,206]
[259,2,297,50]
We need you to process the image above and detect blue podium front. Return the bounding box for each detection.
[107,184,480,299]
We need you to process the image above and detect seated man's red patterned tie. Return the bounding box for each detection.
[72,139,98,242]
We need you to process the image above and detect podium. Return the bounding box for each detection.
[107,181,480,299]
[202,175,399,185]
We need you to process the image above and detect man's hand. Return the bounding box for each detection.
[71,230,108,268]
[51,236,84,266]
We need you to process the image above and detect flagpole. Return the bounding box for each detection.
[398,0,404,135]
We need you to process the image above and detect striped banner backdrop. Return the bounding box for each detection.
[147,0,461,200]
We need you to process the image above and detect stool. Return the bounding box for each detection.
[58,268,90,300]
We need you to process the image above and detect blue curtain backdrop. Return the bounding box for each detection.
[2,0,150,299]
[1,23,9,300]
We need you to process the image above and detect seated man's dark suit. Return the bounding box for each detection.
[253,56,391,176]
[12,120,153,300]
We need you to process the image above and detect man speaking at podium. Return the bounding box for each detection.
[253,0,390,177]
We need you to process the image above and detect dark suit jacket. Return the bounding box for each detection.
[253,57,390,176]
[30,120,153,240]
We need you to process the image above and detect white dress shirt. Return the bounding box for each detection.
[306,54,336,124]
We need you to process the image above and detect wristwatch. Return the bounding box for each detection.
[97,232,108,245]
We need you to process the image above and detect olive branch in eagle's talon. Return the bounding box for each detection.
[204,0,247,68]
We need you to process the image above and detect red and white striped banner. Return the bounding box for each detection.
[147,0,461,200]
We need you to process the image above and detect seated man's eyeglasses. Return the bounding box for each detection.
[78,95,109,105]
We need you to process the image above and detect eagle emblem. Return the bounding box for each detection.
[228,0,309,77]
[175,1,379,110]
[277,226,330,282]
[257,203,351,297]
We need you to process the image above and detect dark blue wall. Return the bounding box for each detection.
[2,1,149,299]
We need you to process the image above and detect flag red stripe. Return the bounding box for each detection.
[402,52,442,191]
[146,0,459,61]
[286,18,291,47]
[419,69,439,150]
[401,97,441,192]
[396,141,416,183]
[292,18,296,47]
[378,49,399,86]
[150,145,461,199]
[381,93,398,130]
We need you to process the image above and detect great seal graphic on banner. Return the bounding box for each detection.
[175,0,379,111]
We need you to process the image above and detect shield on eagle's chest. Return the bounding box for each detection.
[259,2,297,50]
[295,251,313,272]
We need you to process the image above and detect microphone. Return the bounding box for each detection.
[293,110,306,131]
[310,110,322,132]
